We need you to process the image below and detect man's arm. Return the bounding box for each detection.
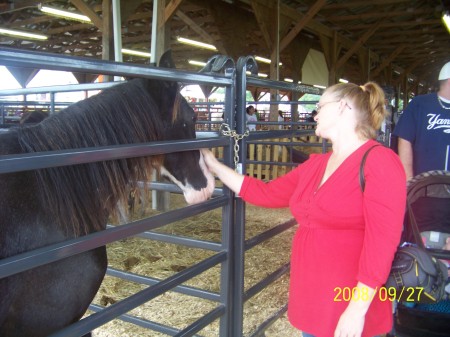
[397,138,414,180]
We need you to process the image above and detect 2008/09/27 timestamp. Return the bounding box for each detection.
[334,286,425,302]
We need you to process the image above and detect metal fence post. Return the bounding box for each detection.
[231,56,258,337]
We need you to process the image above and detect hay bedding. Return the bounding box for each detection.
[90,193,301,337]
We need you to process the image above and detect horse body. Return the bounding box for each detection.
[0,52,214,336]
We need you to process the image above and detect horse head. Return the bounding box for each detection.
[152,51,215,204]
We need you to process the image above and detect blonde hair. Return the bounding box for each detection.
[325,81,388,139]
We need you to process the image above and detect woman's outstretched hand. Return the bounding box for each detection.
[200,149,245,194]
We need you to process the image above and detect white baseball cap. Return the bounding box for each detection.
[438,61,450,80]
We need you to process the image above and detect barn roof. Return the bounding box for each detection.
[0,0,449,93]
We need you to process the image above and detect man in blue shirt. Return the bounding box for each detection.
[393,61,450,179]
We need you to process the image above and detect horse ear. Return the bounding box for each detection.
[159,50,176,69]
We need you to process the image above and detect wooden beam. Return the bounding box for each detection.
[320,30,342,85]
[46,23,92,35]
[358,51,369,83]
[70,0,103,29]
[369,35,447,46]
[7,16,53,28]
[288,36,312,79]
[0,0,55,12]
[347,19,441,30]
[164,0,184,23]
[175,9,226,54]
[326,8,433,22]
[278,0,327,53]
[324,0,410,10]
[393,58,425,85]
[205,1,255,60]
[371,44,406,78]
[154,0,167,62]
[101,0,113,64]
[251,0,274,48]
[120,0,144,22]
[336,20,382,69]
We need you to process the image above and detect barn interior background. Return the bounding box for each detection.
[1,1,450,337]
[0,0,449,98]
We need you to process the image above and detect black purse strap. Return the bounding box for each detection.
[359,145,380,192]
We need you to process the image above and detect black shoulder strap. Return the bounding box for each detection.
[359,145,381,192]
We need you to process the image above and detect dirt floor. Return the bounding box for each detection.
[88,193,302,337]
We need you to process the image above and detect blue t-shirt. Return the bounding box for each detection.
[393,93,450,175]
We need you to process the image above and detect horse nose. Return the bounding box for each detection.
[183,153,215,204]
[159,152,215,205]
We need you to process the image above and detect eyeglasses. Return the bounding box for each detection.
[315,101,338,112]
[315,100,352,112]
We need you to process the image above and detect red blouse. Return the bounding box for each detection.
[239,140,406,337]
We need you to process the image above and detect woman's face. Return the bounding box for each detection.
[314,93,341,138]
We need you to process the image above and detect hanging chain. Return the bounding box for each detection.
[220,123,249,172]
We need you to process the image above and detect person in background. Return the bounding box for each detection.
[246,105,257,131]
[202,81,406,337]
[278,110,284,129]
[393,61,450,179]
[307,109,318,123]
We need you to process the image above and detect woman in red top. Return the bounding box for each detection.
[201,81,406,337]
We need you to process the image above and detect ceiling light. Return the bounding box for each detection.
[442,12,450,34]
[246,71,268,78]
[122,48,151,58]
[255,56,282,66]
[339,78,349,83]
[255,56,271,64]
[284,78,293,82]
[188,60,207,67]
[313,84,326,89]
[177,37,217,51]
[39,4,91,23]
[0,28,48,40]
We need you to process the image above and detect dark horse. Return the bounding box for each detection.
[0,51,214,337]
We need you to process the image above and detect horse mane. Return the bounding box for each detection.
[18,78,172,236]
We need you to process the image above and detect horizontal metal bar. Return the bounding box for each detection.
[0,47,232,87]
[246,139,316,146]
[191,100,317,106]
[243,263,290,302]
[136,181,224,198]
[136,229,223,252]
[245,160,297,168]
[246,76,323,95]
[196,131,221,139]
[0,82,117,96]
[245,129,312,140]
[48,252,227,337]
[247,304,288,337]
[88,303,192,337]
[428,248,450,260]
[0,137,228,174]
[0,100,75,105]
[246,140,324,147]
[106,267,221,302]
[247,100,319,105]
[175,305,226,337]
[0,196,226,279]
[245,219,297,251]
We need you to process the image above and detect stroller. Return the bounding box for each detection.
[393,170,450,337]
